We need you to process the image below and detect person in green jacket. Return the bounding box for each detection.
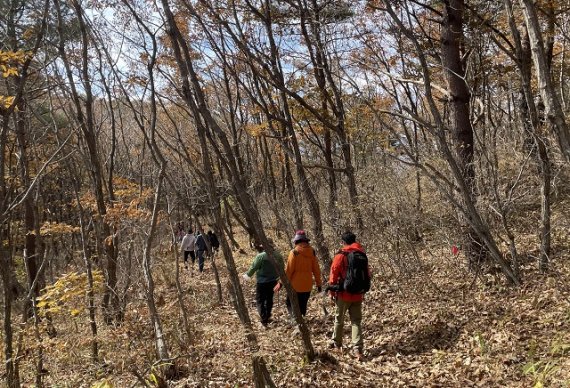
[242,241,283,327]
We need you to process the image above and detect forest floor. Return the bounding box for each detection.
[12,232,570,387]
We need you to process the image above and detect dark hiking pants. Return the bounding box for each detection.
[184,250,196,265]
[256,280,277,325]
[286,291,311,316]
[197,249,205,272]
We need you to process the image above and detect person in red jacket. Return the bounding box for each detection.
[328,231,370,361]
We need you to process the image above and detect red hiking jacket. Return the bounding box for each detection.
[328,242,370,302]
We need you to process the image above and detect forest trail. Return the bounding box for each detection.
[9,232,570,387]
[164,240,570,387]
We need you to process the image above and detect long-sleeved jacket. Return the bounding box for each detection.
[195,233,207,251]
[180,233,196,253]
[246,251,283,283]
[286,242,322,292]
[329,242,370,302]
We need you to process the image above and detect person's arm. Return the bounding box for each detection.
[180,236,188,253]
[246,253,263,277]
[328,253,342,296]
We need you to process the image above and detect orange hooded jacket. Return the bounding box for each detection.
[285,242,322,292]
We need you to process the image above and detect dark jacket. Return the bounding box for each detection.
[196,233,207,251]
[208,232,220,249]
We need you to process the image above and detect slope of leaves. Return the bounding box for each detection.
[8,228,570,387]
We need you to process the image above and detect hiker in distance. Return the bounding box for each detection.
[195,230,208,273]
[277,230,322,320]
[327,231,371,361]
[207,230,220,254]
[180,228,196,270]
[242,240,284,327]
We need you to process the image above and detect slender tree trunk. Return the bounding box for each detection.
[441,0,485,270]
[55,0,121,323]
[519,0,570,161]
[0,234,19,388]
[14,107,40,319]
[142,163,170,362]
[298,0,362,229]
[284,152,304,230]
[73,186,99,360]
[384,1,520,285]
[0,112,19,388]
[170,228,193,343]
[159,2,279,383]
[261,0,330,274]
[504,0,552,271]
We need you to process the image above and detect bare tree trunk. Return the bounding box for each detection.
[441,0,487,270]
[73,185,99,360]
[0,114,20,387]
[519,0,570,161]
[169,225,193,343]
[297,0,362,229]
[504,0,552,271]
[55,0,121,323]
[259,0,330,273]
[14,109,40,319]
[142,163,170,362]
[284,153,304,230]
[159,2,278,383]
[163,0,318,365]
[383,1,520,285]
[222,198,241,250]
[0,233,20,388]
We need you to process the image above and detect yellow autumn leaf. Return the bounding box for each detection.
[0,95,15,109]
[36,300,48,308]
[2,67,18,77]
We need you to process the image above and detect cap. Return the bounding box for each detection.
[292,229,310,244]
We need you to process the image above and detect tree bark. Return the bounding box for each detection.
[519,0,570,161]
[159,1,280,383]
[55,0,121,323]
[441,0,486,270]
[383,1,520,285]
[142,163,171,362]
[504,0,551,271]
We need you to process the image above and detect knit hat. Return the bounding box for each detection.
[292,229,310,244]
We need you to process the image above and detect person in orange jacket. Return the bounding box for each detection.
[328,231,371,361]
[284,230,322,317]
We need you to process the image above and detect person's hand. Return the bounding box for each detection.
[317,286,322,293]
[242,273,251,281]
[273,282,282,292]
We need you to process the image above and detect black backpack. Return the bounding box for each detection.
[342,251,371,294]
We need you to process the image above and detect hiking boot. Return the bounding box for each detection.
[351,348,364,362]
